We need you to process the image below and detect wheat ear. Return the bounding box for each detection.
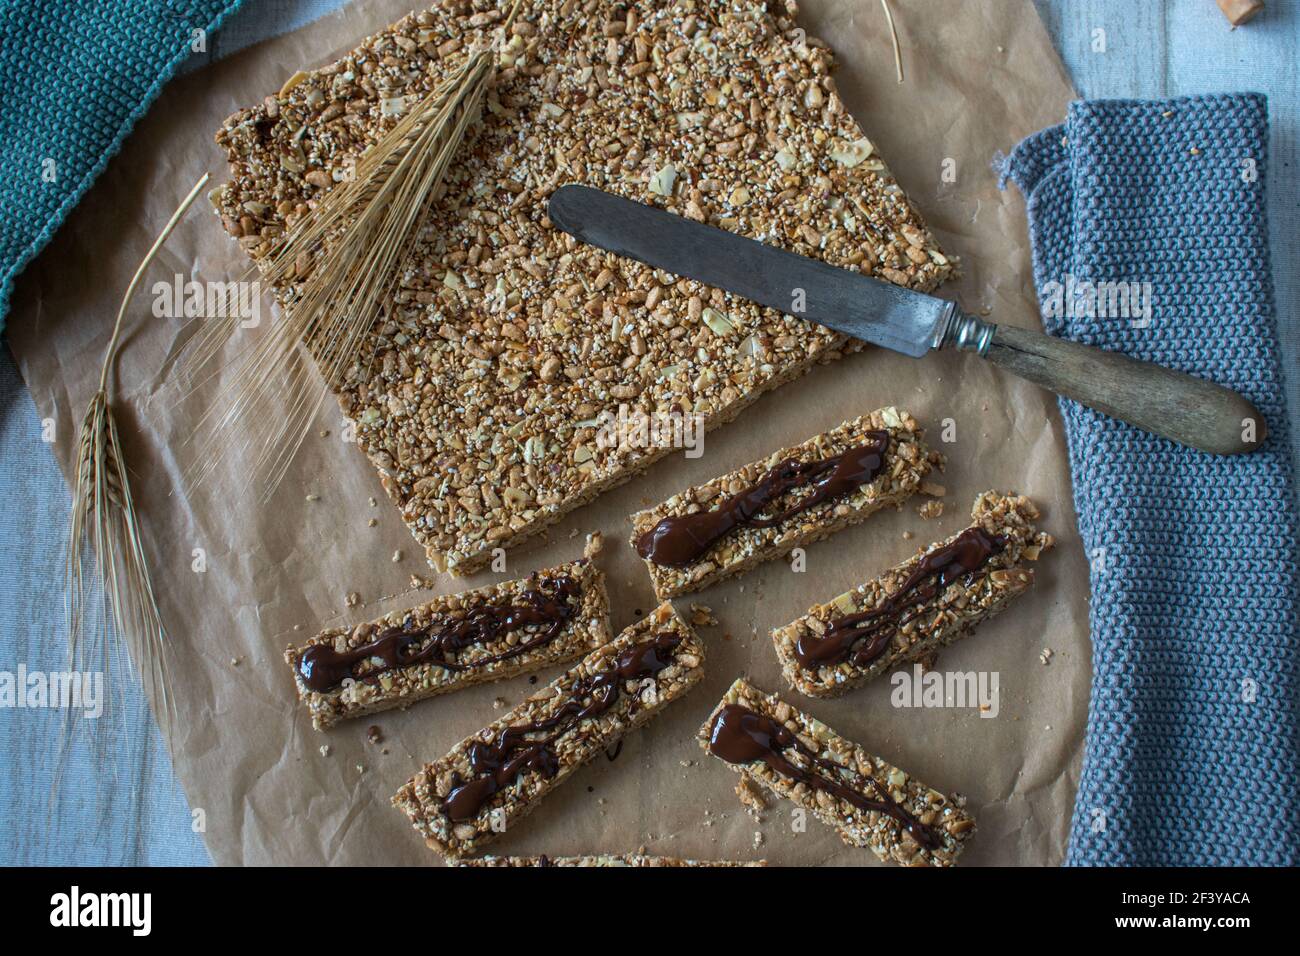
[66,174,209,746]
[183,0,526,500]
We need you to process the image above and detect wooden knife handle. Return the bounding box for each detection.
[980,323,1267,455]
[1216,0,1264,27]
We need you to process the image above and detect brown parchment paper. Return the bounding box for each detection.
[7,0,1086,866]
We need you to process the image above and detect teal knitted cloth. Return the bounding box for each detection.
[1002,95,1299,865]
[0,0,245,330]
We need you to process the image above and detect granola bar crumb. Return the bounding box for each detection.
[736,773,769,816]
[918,499,944,519]
[689,603,718,627]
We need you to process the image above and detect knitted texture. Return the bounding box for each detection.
[0,0,245,331]
[1002,94,1299,866]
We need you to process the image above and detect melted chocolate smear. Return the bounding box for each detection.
[794,527,1005,670]
[442,633,683,822]
[605,740,624,762]
[297,575,581,693]
[709,703,942,851]
[635,432,891,568]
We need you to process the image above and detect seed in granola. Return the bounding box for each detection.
[648,163,678,197]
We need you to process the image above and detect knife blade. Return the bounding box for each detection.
[547,184,953,358]
[546,184,1266,456]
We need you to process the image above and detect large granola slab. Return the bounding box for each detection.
[393,602,704,858]
[284,558,609,729]
[213,0,954,576]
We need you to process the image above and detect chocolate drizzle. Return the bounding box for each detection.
[793,527,1005,670]
[708,702,942,851]
[442,633,684,822]
[296,575,581,693]
[634,431,891,568]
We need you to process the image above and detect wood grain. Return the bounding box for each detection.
[984,323,1267,454]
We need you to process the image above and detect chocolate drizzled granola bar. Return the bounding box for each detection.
[213,0,954,577]
[285,558,609,730]
[393,602,704,858]
[629,407,935,599]
[773,491,1053,698]
[457,854,764,866]
[700,678,976,867]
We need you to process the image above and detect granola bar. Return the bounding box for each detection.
[393,602,704,858]
[630,407,935,599]
[774,489,1050,697]
[774,491,1053,698]
[285,558,609,730]
[456,854,764,867]
[699,678,976,867]
[213,0,955,577]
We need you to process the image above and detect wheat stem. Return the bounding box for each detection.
[66,175,208,761]
[881,0,904,84]
[100,176,210,392]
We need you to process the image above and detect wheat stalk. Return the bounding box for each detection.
[183,1,525,500]
[66,174,209,750]
[881,0,904,83]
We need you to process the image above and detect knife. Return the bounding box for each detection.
[548,184,1265,456]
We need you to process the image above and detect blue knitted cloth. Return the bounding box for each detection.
[1002,94,1299,866]
[0,0,245,330]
